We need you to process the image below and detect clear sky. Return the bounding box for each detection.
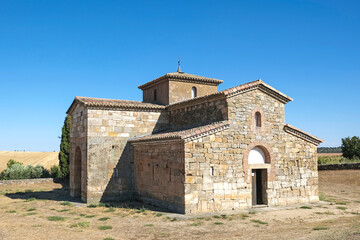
[0,0,359,151]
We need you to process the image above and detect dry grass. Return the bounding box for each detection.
[0,171,359,240]
[317,153,342,157]
[0,151,59,171]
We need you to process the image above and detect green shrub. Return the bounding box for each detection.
[5,163,30,179]
[7,159,23,168]
[50,165,62,178]
[342,136,360,159]
[0,160,50,180]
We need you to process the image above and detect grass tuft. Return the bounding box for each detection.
[60,201,72,206]
[214,222,224,225]
[70,221,90,228]
[27,208,36,212]
[87,204,98,208]
[144,224,154,227]
[314,211,335,215]
[190,222,203,226]
[85,215,97,218]
[47,216,66,221]
[313,226,329,231]
[336,206,347,210]
[251,219,268,225]
[58,209,70,212]
[6,210,16,213]
[98,225,113,230]
[104,207,115,213]
[103,238,115,240]
[99,217,110,221]
[26,212,37,216]
[300,206,312,209]
[135,206,146,213]
[241,214,249,219]
[155,213,163,217]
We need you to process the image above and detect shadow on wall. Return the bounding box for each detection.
[100,142,134,202]
[100,111,169,203]
[169,99,228,130]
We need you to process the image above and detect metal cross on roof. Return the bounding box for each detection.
[177,57,182,73]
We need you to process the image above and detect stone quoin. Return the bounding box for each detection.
[66,70,323,214]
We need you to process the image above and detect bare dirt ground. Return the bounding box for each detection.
[0,151,59,171]
[0,170,359,240]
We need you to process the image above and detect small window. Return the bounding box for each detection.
[255,112,261,127]
[210,166,214,176]
[191,87,197,98]
[153,89,157,101]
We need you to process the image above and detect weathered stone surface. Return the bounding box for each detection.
[68,73,321,213]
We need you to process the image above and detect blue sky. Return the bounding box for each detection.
[0,0,359,151]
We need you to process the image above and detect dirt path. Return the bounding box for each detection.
[0,170,359,240]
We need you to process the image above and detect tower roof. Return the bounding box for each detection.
[138,72,223,90]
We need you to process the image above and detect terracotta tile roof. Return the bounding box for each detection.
[138,72,223,90]
[130,121,231,143]
[167,79,293,109]
[284,124,324,146]
[66,96,166,114]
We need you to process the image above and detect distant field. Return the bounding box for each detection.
[0,151,59,171]
[317,153,342,157]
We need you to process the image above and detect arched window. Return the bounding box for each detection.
[191,87,197,98]
[153,89,157,101]
[255,112,261,127]
[248,146,266,164]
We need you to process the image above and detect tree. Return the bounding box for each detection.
[341,136,360,159]
[59,115,71,178]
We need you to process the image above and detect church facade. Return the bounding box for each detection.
[67,70,323,214]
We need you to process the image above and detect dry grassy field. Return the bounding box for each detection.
[0,151,59,171]
[0,170,359,240]
[317,153,343,157]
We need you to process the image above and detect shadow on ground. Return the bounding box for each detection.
[4,181,82,203]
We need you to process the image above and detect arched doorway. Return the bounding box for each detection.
[73,147,82,197]
[248,146,269,206]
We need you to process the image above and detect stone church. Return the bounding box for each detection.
[67,68,323,214]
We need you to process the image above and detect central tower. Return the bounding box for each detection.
[138,71,223,105]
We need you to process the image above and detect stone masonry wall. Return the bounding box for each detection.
[184,89,318,213]
[69,103,88,202]
[133,141,185,213]
[169,81,218,104]
[86,108,168,203]
[169,98,227,129]
[142,80,169,105]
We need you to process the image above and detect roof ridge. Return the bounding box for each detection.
[284,124,324,146]
[167,79,292,109]
[130,120,231,143]
[138,72,223,90]
[76,96,143,103]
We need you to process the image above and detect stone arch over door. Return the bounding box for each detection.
[243,141,275,184]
